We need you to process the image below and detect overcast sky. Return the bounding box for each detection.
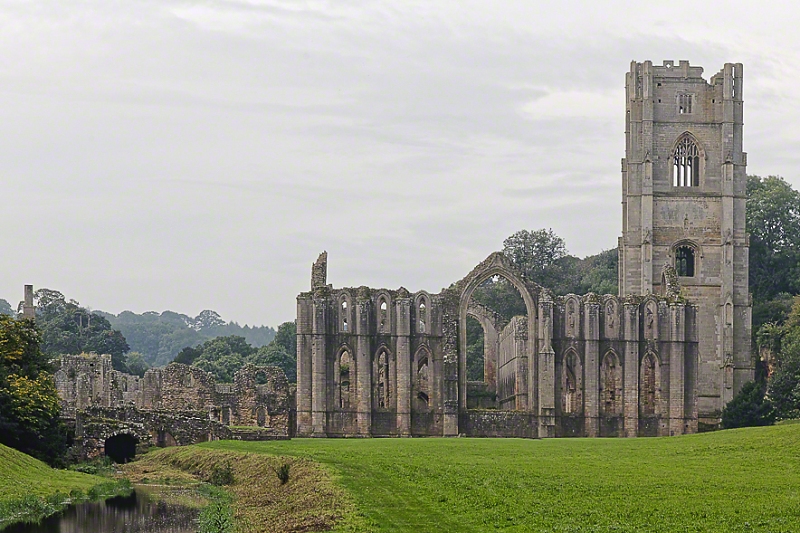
[2,1,799,327]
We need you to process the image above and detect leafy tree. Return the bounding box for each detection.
[175,345,203,365]
[0,299,13,316]
[747,176,800,302]
[273,321,297,356]
[101,309,276,367]
[465,316,484,381]
[0,315,67,465]
[125,351,150,377]
[502,229,568,287]
[34,289,130,372]
[184,336,254,383]
[253,343,297,382]
[721,381,775,428]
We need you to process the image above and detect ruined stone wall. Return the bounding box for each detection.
[297,251,699,439]
[53,355,292,438]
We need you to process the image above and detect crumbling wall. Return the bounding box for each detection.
[54,356,293,439]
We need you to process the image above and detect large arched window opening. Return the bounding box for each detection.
[463,271,530,411]
[673,135,700,187]
[675,246,696,277]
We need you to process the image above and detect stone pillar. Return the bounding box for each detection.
[296,295,313,436]
[395,297,411,436]
[537,295,555,438]
[583,299,600,437]
[311,298,328,436]
[355,296,372,436]
[623,302,639,437]
[22,285,35,319]
[669,303,686,436]
[514,318,529,410]
[442,309,459,437]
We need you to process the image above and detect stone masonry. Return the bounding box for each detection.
[619,61,753,425]
[296,61,752,438]
[53,354,292,433]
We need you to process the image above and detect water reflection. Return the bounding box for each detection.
[3,489,198,533]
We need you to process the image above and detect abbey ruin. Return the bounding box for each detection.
[296,61,753,438]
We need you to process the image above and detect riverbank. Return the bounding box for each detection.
[0,443,131,529]
[124,446,370,532]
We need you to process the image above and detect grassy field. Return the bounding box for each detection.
[196,422,800,533]
[0,443,128,528]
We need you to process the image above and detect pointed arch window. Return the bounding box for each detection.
[341,299,349,332]
[417,296,429,334]
[561,351,582,415]
[378,299,388,333]
[673,136,700,187]
[338,349,353,410]
[640,353,659,416]
[675,246,695,277]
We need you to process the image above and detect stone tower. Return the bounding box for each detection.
[619,60,752,424]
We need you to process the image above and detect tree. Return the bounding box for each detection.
[33,289,130,371]
[721,381,775,428]
[0,315,67,465]
[102,309,276,367]
[253,343,297,383]
[0,299,13,316]
[125,352,150,377]
[273,321,297,356]
[502,229,568,286]
[747,176,800,302]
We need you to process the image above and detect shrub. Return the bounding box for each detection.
[208,461,235,486]
[722,381,776,428]
[273,462,290,485]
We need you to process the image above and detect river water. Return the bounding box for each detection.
[2,489,199,533]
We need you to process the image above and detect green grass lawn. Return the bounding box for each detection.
[200,422,800,532]
[0,443,128,528]
[0,443,106,502]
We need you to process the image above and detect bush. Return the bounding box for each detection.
[273,462,290,485]
[722,381,776,429]
[208,461,235,486]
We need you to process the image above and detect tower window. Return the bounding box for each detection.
[672,136,700,187]
[676,246,695,277]
[678,93,693,114]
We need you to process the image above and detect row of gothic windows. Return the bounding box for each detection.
[561,352,660,416]
[338,297,429,333]
[334,346,432,411]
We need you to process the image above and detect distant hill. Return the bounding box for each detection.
[97,309,276,368]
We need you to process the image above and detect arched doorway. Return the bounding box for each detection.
[105,433,138,463]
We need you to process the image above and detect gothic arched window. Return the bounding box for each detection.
[676,246,695,277]
[640,353,659,416]
[673,136,700,187]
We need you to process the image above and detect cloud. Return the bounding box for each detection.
[0,2,798,326]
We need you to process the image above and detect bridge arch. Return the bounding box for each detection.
[104,433,139,463]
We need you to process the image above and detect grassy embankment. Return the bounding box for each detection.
[0,443,130,528]
[171,421,800,533]
[125,446,371,532]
